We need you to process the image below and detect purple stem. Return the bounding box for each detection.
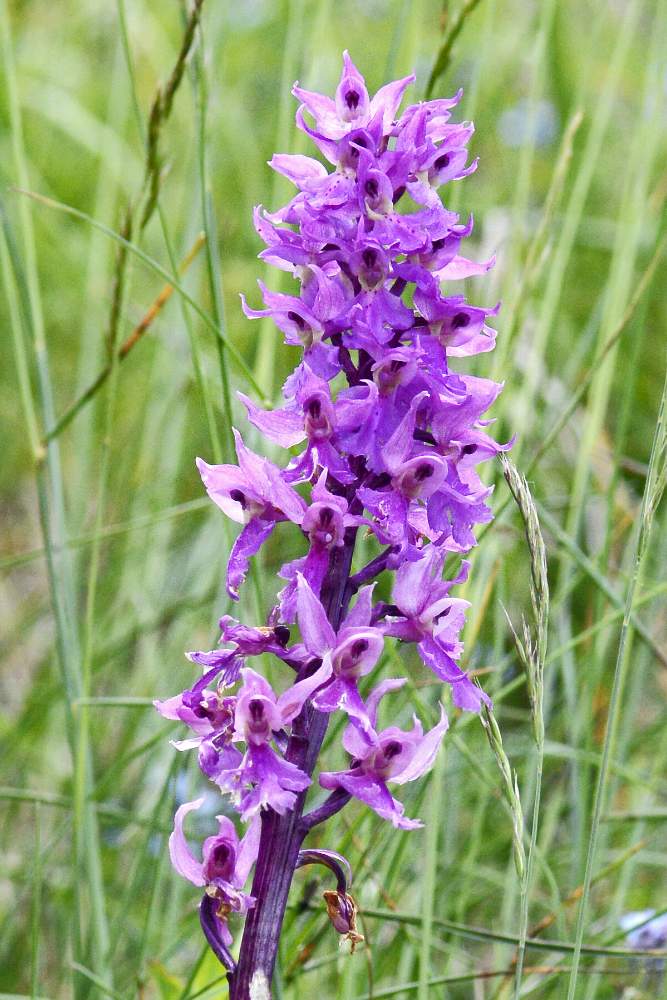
[300,788,352,832]
[295,848,351,893]
[229,527,358,998]
[349,546,394,593]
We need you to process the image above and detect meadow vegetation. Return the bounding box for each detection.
[1,1,666,997]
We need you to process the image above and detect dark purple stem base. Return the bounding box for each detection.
[229,529,357,998]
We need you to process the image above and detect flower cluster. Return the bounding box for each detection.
[157,52,507,966]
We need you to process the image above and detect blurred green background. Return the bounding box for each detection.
[1,0,666,997]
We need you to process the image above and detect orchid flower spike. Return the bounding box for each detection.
[156,51,507,986]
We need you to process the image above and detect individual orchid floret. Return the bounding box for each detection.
[414,287,500,357]
[155,680,243,785]
[293,50,414,152]
[155,684,235,739]
[197,429,306,599]
[240,369,354,486]
[187,616,294,688]
[384,546,489,712]
[320,683,449,829]
[169,799,260,947]
[294,574,384,731]
[241,269,348,378]
[357,393,448,554]
[155,618,302,783]
[278,472,361,621]
[215,665,328,819]
[295,848,364,951]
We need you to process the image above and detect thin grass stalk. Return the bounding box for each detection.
[512,0,642,463]
[480,706,526,883]
[68,963,123,1000]
[477,221,667,547]
[0,497,210,572]
[83,1,225,464]
[141,0,205,224]
[559,8,664,660]
[0,3,112,989]
[72,176,133,1000]
[493,108,584,380]
[509,0,556,248]
[294,903,667,959]
[15,189,269,406]
[418,751,445,1000]
[253,0,305,399]
[42,233,205,443]
[134,760,182,972]
[0,207,40,458]
[601,515,667,976]
[30,805,41,1000]
[500,459,549,997]
[67,33,129,534]
[425,0,486,98]
[534,502,666,668]
[565,356,667,996]
[191,22,235,462]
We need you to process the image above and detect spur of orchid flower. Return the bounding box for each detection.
[155,50,507,998]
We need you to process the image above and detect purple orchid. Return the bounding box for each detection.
[277,471,363,621]
[169,798,260,947]
[295,573,385,731]
[197,429,306,598]
[214,665,329,819]
[384,546,490,712]
[156,52,507,995]
[320,680,449,829]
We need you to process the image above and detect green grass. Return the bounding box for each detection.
[1,1,666,998]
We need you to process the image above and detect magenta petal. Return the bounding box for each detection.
[392,544,445,620]
[342,584,375,629]
[154,692,191,722]
[452,678,492,713]
[365,677,408,729]
[296,573,336,655]
[169,799,206,887]
[436,253,495,281]
[227,518,276,600]
[276,658,332,723]
[341,717,377,759]
[251,743,311,794]
[292,85,337,124]
[337,679,373,731]
[196,456,252,524]
[156,688,220,736]
[235,814,261,885]
[320,770,421,830]
[200,893,234,963]
[418,637,490,713]
[233,428,306,525]
[312,675,345,714]
[392,706,448,784]
[238,392,305,448]
[369,74,415,129]
[269,153,328,187]
[418,636,464,682]
[301,545,330,597]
